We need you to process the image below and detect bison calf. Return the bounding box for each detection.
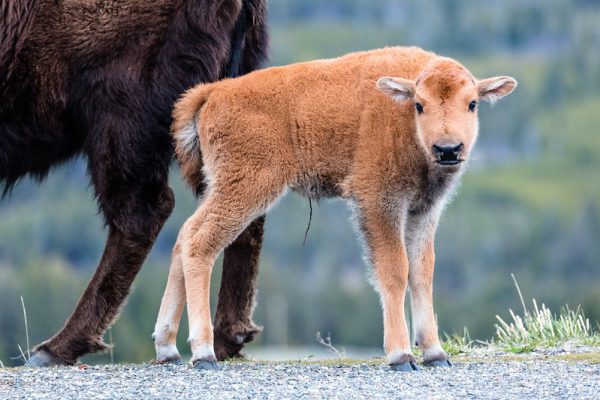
[153,46,517,370]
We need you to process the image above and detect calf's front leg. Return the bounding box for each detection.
[408,237,450,367]
[360,209,417,371]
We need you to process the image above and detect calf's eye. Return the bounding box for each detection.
[415,102,424,114]
[468,100,477,112]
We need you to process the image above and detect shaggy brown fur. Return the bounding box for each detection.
[155,46,517,369]
[1,0,268,366]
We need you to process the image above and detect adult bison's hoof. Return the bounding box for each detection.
[25,349,69,368]
[424,359,452,368]
[390,361,420,372]
[214,325,261,361]
[193,360,220,371]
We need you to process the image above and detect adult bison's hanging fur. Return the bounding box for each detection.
[0,0,268,366]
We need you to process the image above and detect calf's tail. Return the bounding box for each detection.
[171,83,216,191]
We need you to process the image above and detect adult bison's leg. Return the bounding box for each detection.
[211,0,270,361]
[213,215,265,360]
[27,122,174,367]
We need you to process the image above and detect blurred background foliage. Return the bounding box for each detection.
[1,0,599,365]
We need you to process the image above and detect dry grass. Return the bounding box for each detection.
[493,275,600,353]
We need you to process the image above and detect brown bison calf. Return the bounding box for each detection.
[153,46,517,370]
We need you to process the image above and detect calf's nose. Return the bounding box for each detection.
[432,143,464,163]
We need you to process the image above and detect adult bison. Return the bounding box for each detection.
[0,0,268,366]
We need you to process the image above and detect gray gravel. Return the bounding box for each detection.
[1,360,599,399]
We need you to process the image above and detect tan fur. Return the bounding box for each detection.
[157,46,517,366]
[171,83,217,189]
[153,233,186,363]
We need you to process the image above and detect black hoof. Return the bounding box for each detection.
[214,324,262,361]
[25,349,69,368]
[390,361,420,372]
[424,359,452,368]
[193,360,220,371]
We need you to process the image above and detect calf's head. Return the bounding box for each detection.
[377,58,517,170]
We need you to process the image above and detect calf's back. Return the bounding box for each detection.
[185,46,437,199]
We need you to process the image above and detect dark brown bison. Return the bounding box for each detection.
[0,0,268,366]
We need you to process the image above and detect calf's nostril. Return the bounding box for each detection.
[452,143,464,154]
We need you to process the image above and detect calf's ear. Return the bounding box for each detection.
[377,77,415,102]
[478,76,518,103]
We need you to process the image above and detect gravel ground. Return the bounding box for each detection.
[1,357,599,399]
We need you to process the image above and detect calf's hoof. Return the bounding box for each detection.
[25,349,70,368]
[424,359,452,368]
[193,360,220,371]
[390,361,420,372]
[151,356,183,366]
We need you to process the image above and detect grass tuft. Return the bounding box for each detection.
[442,327,474,355]
[493,274,600,352]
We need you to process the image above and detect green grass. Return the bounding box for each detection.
[453,351,600,365]
[442,328,474,356]
[550,352,600,364]
[494,302,600,353]
[492,275,600,353]
[220,351,600,366]
[438,275,600,355]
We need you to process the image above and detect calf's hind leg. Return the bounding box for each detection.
[153,216,266,363]
[153,233,186,364]
[180,175,284,369]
